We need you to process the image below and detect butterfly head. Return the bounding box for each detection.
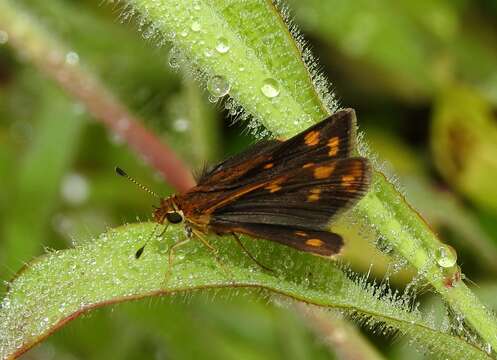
[153,196,184,225]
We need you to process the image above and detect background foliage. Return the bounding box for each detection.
[1,0,497,359]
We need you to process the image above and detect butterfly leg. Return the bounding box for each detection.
[231,233,274,273]
[164,238,191,284]
[191,228,233,281]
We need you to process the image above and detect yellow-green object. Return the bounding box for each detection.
[432,86,497,214]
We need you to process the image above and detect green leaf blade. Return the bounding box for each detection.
[0,224,490,359]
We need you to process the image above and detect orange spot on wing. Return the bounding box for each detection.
[341,174,356,188]
[264,163,274,169]
[307,188,321,202]
[328,136,340,156]
[314,165,335,179]
[265,182,282,193]
[304,131,320,146]
[306,239,324,247]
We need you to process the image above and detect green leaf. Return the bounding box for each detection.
[0,224,490,359]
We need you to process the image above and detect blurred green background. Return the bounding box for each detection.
[1,0,497,359]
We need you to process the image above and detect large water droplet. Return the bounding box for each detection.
[0,30,9,44]
[435,244,457,268]
[261,78,280,98]
[61,173,89,205]
[207,75,230,98]
[65,51,79,65]
[215,37,230,54]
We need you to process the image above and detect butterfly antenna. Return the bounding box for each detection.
[115,166,160,199]
[135,223,168,259]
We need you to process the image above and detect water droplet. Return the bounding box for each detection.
[58,302,67,313]
[436,244,457,268]
[193,1,201,11]
[261,78,280,98]
[0,30,9,44]
[168,48,181,69]
[191,19,201,32]
[1,297,11,309]
[215,37,230,54]
[65,51,80,65]
[173,118,189,132]
[207,75,230,98]
[60,173,89,205]
[204,48,214,57]
[283,256,294,269]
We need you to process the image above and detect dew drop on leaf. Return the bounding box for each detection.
[168,47,181,69]
[283,255,294,269]
[204,48,214,57]
[215,37,230,54]
[190,19,201,32]
[435,244,457,268]
[207,75,230,98]
[261,78,280,98]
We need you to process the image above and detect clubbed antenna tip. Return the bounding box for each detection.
[114,165,160,199]
[115,166,127,177]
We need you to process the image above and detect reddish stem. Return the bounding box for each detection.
[45,60,195,192]
[7,28,195,192]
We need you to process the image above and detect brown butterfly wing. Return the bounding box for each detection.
[223,223,344,256]
[207,157,369,256]
[210,157,370,230]
[177,109,370,255]
[195,108,356,192]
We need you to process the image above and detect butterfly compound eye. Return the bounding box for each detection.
[166,211,183,224]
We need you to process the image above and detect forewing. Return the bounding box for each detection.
[210,157,371,230]
[195,108,356,191]
[195,139,281,188]
[270,108,356,165]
